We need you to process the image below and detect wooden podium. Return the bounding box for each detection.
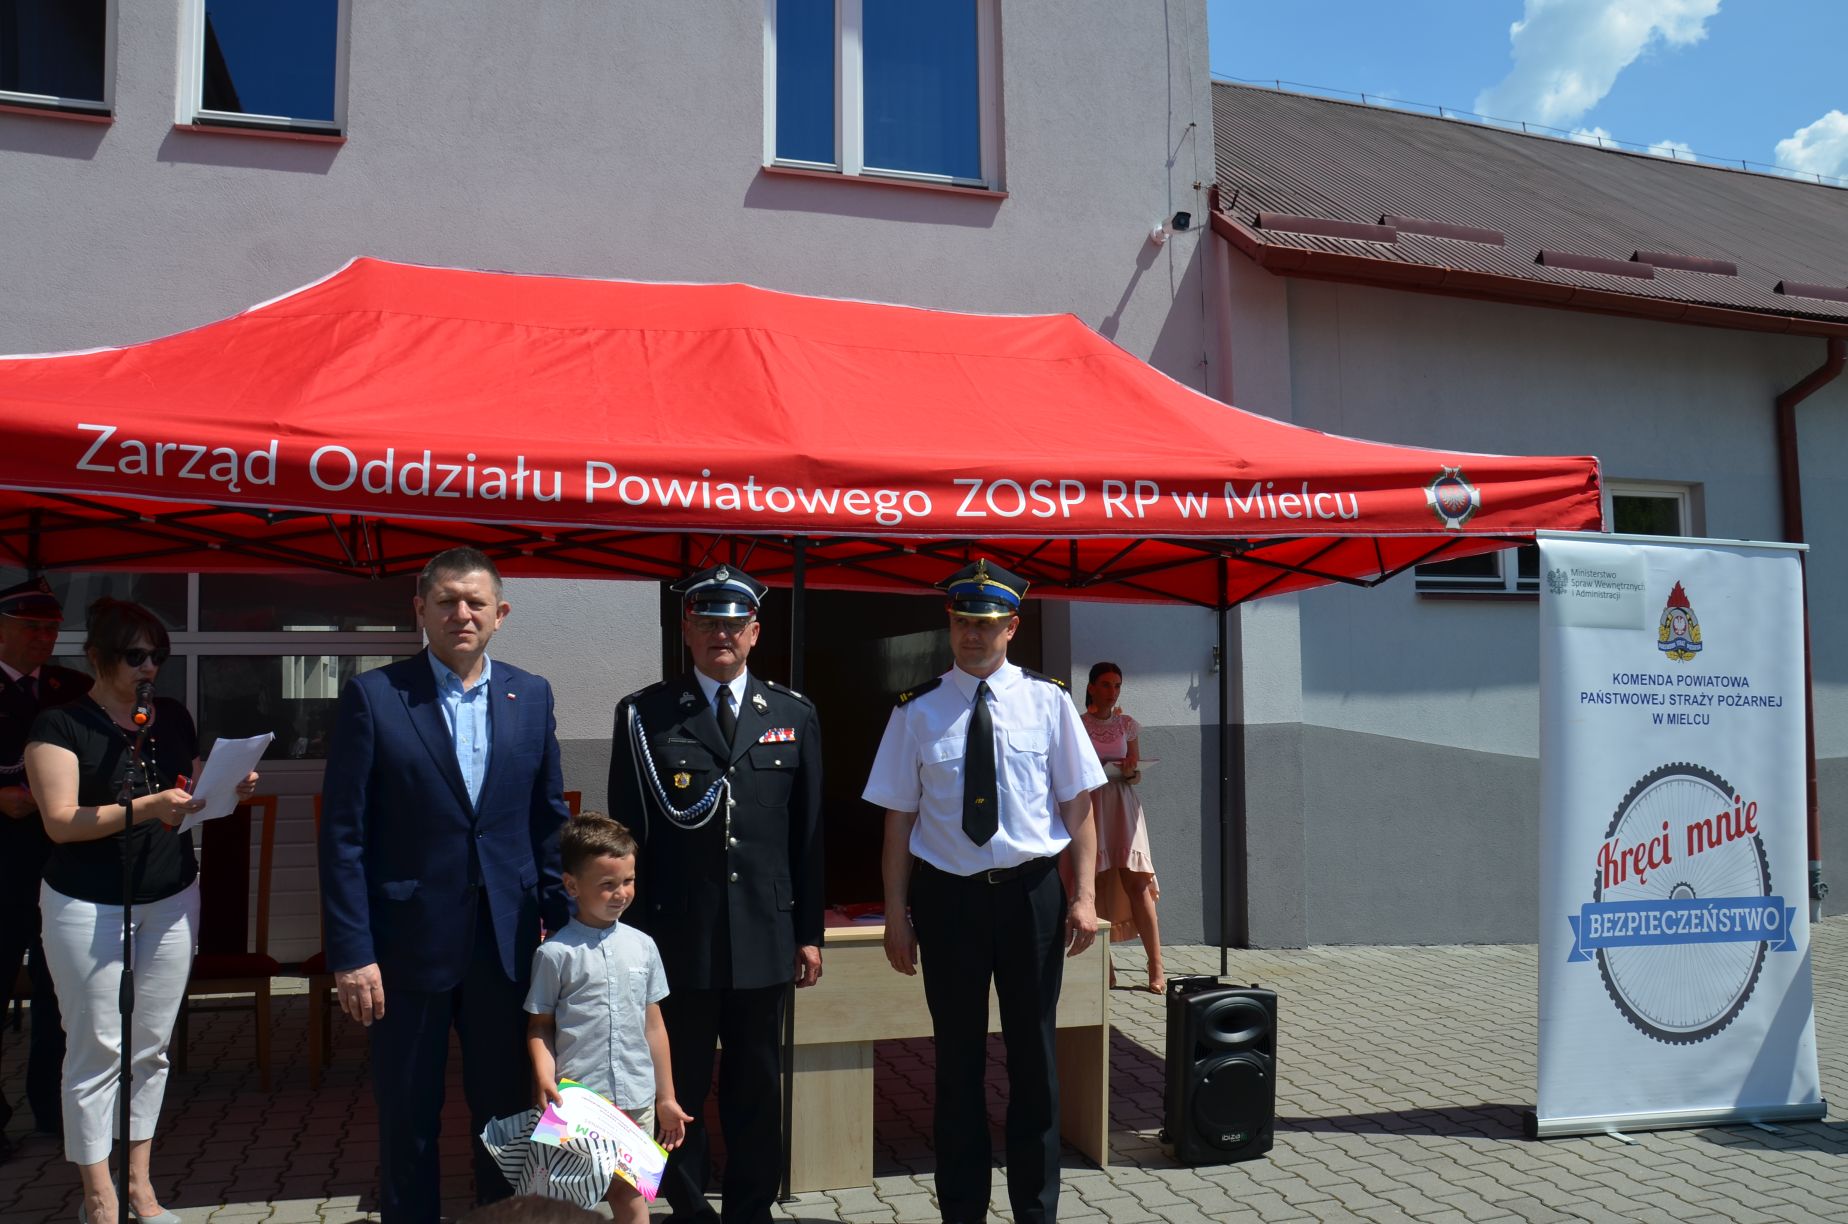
[787,921,1111,1192]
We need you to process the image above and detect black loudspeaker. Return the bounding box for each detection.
[1160,977,1276,1165]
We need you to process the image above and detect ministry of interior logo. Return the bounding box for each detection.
[1658,580,1702,660]
[1424,467,1480,529]
[1546,567,1570,596]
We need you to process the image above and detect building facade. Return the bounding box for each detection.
[1,1,1222,957]
[1212,84,1848,945]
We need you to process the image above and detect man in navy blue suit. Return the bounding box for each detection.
[319,546,569,1224]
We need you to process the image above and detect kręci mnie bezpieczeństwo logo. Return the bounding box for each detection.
[1571,762,1794,1044]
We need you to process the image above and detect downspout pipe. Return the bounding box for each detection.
[1775,337,1845,920]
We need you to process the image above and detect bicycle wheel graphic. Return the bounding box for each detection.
[1594,761,1770,1044]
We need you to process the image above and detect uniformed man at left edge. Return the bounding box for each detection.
[607,564,824,1224]
[0,577,88,1161]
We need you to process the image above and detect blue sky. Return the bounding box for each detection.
[1208,0,1848,182]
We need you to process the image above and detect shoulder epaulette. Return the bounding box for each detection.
[1020,668,1068,689]
[895,677,943,706]
[40,665,93,696]
[765,679,813,706]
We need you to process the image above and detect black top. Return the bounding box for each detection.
[31,697,200,905]
[0,664,93,900]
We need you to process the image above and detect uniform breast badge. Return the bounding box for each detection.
[673,771,692,789]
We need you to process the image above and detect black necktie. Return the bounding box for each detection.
[16,675,33,703]
[716,685,738,748]
[963,680,997,846]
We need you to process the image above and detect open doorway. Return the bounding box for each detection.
[664,585,1042,906]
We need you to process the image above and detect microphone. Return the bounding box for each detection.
[132,681,156,728]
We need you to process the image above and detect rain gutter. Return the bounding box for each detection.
[1210,212,1848,341]
[1776,339,1846,919]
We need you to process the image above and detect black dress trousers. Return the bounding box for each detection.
[657,981,786,1224]
[910,857,1067,1224]
[369,896,528,1224]
[0,902,62,1133]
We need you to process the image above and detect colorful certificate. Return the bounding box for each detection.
[532,1079,670,1202]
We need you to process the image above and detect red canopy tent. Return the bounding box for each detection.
[0,258,1601,604]
[0,260,1605,1170]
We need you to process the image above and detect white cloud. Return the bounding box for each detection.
[1775,111,1848,179]
[1647,138,1694,160]
[1476,0,1722,129]
[1569,125,1614,146]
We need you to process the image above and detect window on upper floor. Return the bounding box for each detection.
[1414,479,1699,596]
[182,0,345,135]
[1603,481,1697,539]
[0,0,110,115]
[765,0,999,189]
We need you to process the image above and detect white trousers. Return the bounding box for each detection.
[40,879,199,1166]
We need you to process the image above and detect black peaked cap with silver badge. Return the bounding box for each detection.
[672,564,767,619]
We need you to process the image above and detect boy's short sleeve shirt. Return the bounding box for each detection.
[525,919,669,1110]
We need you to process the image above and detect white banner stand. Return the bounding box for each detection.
[1532,532,1825,1138]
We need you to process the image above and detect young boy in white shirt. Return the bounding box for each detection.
[526,812,692,1223]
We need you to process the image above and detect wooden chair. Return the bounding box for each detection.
[305,794,337,1089]
[176,795,282,1089]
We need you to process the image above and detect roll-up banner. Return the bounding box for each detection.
[1533,532,1824,1138]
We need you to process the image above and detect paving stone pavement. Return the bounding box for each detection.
[2,917,1843,1223]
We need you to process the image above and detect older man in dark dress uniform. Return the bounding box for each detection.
[607,565,824,1224]
[0,577,89,1161]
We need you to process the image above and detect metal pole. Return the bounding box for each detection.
[778,537,807,1203]
[116,726,150,1224]
[1217,556,1231,976]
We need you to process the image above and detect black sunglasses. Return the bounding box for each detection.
[121,647,170,668]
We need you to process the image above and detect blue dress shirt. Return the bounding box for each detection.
[429,651,492,806]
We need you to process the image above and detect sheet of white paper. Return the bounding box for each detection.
[179,733,274,833]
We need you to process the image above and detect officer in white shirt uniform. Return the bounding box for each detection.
[863,559,1104,1224]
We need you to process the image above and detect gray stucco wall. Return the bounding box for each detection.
[1221,260,1848,943]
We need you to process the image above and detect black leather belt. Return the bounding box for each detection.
[919,855,1056,885]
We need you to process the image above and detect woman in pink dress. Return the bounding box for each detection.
[1083,662,1164,993]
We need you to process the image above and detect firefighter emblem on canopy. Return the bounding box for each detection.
[1425,467,1481,529]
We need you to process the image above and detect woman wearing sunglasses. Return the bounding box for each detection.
[24,598,258,1224]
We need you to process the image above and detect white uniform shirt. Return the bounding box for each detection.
[692,667,749,715]
[863,661,1106,875]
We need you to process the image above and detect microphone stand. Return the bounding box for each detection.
[114,709,152,1224]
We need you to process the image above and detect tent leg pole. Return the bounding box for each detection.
[1218,560,1230,977]
[779,537,807,1204]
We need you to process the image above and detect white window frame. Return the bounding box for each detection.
[49,573,422,778]
[1602,479,1697,537]
[1415,479,1699,597]
[1412,542,1538,596]
[763,0,1000,190]
[177,0,350,135]
[0,0,115,116]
